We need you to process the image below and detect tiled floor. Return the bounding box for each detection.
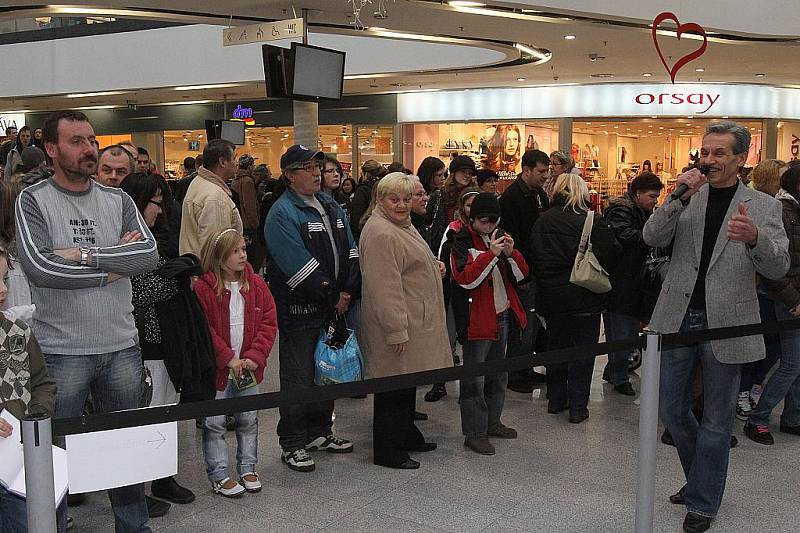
[69,349,800,532]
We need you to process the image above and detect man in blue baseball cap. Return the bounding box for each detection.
[264,145,360,472]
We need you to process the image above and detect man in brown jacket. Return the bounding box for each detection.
[231,154,265,270]
[179,139,243,257]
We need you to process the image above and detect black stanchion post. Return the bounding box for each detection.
[635,330,662,533]
[21,413,57,532]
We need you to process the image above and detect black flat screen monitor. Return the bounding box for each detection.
[288,42,345,102]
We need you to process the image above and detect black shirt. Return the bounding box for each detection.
[689,183,739,310]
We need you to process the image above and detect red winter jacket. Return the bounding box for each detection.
[450,224,528,341]
[194,263,277,391]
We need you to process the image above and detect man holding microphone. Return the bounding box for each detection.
[643,121,789,533]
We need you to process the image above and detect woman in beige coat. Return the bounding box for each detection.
[359,172,453,469]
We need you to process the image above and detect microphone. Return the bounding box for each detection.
[668,164,710,202]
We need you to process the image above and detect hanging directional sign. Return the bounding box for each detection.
[222,18,303,46]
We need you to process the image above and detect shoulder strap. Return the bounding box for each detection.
[578,210,594,252]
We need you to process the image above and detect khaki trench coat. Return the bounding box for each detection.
[358,207,453,379]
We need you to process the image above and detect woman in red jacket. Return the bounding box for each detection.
[195,229,277,498]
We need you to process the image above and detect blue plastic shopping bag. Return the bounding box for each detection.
[314,317,364,386]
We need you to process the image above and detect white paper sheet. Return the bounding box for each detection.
[0,409,69,505]
[65,422,177,494]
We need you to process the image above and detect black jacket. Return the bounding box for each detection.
[604,193,651,316]
[350,178,378,240]
[530,196,621,317]
[411,211,432,251]
[763,190,800,308]
[499,176,549,277]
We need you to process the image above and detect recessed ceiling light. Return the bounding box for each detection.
[613,126,619,129]
[174,83,242,91]
[590,73,614,78]
[695,67,705,72]
[755,73,766,77]
[66,91,126,98]
[642,73,652,77]
[651,116,657,119]
[516,77,526,81]
[722,116,729,119]
[73,105,119,110]
[448,1,486,6]
[687,116,693,119]
[564,35,576,40]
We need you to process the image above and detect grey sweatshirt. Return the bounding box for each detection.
[14,178,159,355]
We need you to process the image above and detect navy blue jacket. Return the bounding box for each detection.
[264,188,360,331]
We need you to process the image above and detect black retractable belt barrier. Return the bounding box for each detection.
[53,336,644,437]
[53,316,800,438]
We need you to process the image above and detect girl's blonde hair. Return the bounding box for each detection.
[200,229,249,296]
[552,172,589,214]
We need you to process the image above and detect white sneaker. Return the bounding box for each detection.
[211,477,245,498]
[282,449,315,472]
[736,392,752,421]
[240,472,262,493]
[305,434,354,453]
[750,384,763,407]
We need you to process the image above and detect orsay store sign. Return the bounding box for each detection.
[398,84,800,122]
[0,113,25,132]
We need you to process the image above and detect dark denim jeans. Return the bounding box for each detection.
[0,484,67,533]
[545,313,601,418]
[740,290,781,393]
[45,347,151,533]
[277,327,334,452]
[659,309,742,517]
[749,301,800,427]
[602,311,638,386]
[460,311,509,438]
[507,284,540,383]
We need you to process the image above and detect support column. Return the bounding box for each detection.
[351,127,360,179]
[763,118,778,160]
[393,123,403,166]
[558,118,573,154]
[292,9,318,149]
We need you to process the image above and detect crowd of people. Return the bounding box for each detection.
[0,113,799,533]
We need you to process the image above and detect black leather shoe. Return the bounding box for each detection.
[547,402,569,414]
[614,382,636,396]
[669,485,686,505]
[405,442,437,452]
[424,383,447,402]
[507,380,534,394]
[414,411,429,421]
[569,413,590,424]
[145,495,171,518]
[661,429,675,446]
[151,476,195,504]
[527,369,547,385]
[376,458,420,470]
[730,435,738,448]
[602,368,611,382]
[780,422,800,436]
[683,512,712,532]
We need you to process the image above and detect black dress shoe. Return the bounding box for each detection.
[569,413,590,424]
[661,429,675,446]
[405,442,437,452]
[547,402,569,414]
[779,422,800,436]
[730,435,738,448]
[602,368,611,383]
[145,495,171,518]
[424,383,447,402]
[614,382,636,396]
[683,512,712,533]
[669,485,686,505]
[414,411,429,421]
[375,458,420,470]
[507,380,534,394]
[151,476,195,504]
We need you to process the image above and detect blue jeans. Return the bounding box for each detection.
[740,290,781,393]
[602,311,638,385]
[45,347,151,533]
[460,311,509,438]
[0,484,67,533]
[749,301,800,427]
[659,309,742,517]
[202,379,260,482]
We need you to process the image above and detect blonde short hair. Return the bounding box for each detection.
[375,172,415,200]
[751,159,787,195]
[552,173,589,213]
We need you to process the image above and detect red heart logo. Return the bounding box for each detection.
[651,12,708,84]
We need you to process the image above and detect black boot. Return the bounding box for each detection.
[151,476,196,504]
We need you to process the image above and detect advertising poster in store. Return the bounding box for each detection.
[524,125,553,157]
[481,124,522,179]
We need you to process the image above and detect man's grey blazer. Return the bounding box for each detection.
[643,182,789,363]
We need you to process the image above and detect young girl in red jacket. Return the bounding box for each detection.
[195,229,277,498]
[450,193,528,456]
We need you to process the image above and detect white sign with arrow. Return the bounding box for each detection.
[65,421,177,493]
[222,17,303,46]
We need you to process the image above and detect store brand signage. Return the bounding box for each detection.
[791,135,800,160]
[651,12,708,84]
[230,105,255,125]
[398,84,800,122]
[0,113,25,132]
[634,92,720,114]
